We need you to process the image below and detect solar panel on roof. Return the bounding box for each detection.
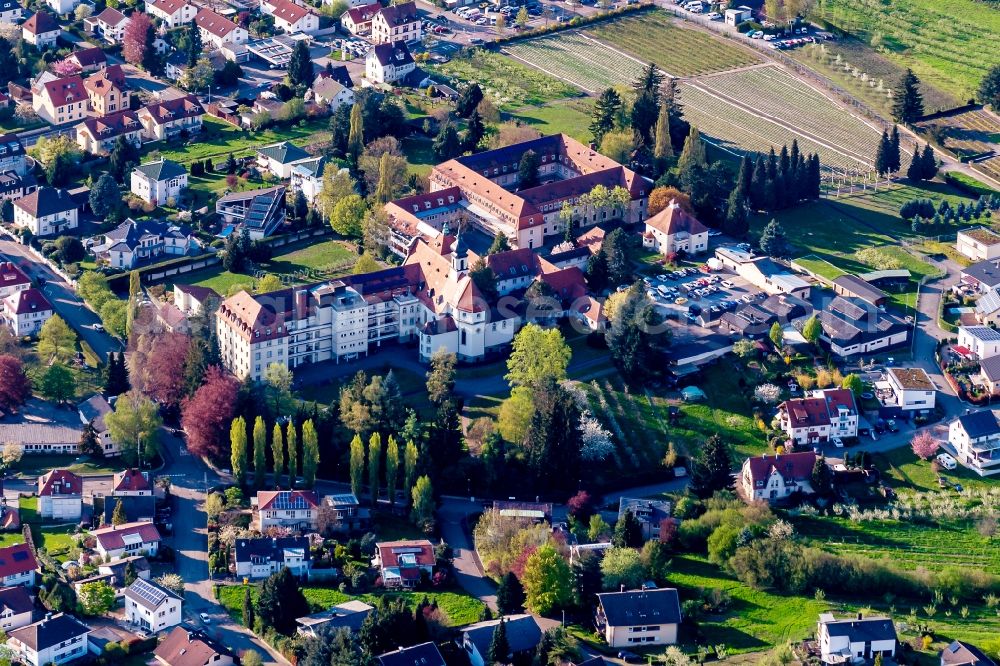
[391,547,423,554]
[11,551,27,561]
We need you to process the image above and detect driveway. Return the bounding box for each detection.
[0,239,122,361]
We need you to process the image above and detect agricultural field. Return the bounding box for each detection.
[813,0,1000,100]
[428,49,581,109]
[504,31,646,94]
[916,108,1000,182]
[586,11,760,77]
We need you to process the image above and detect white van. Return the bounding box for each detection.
[936,453,957,470]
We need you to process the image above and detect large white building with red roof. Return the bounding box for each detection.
[739,451,818,503]
[112,469,152,496]
[0,544,37,588]
[145,0,198,28]
[91,522,162,560]
[264,0,320,34]
[22,11,60,49]
[193,8,247,50]
[2,287,52,336]
[778,388,859,446]
[642,201,709,256]
[37,470,82,521]
[255,490,319,531]
[31,74,88,125]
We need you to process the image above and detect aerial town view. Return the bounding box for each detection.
[0,0,999,661]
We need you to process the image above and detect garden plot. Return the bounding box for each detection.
[917,108,1000,182]
[504,32,646,93]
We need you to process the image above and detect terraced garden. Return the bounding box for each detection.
[586,10,759,77]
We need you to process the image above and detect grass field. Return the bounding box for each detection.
[587,11,759,77]
[171,239,359,295]
[507,99,593,142]
[12,454,125,478]
[148,117,332,167]
[429,49,581,110]
[916,109,1000,182]
[216,585,485,628]
[814,0,1000,100]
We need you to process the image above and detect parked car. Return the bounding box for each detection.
[705,11,722,19]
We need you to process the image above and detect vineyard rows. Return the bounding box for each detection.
[504,32,644,93]
[918,108,1000,181]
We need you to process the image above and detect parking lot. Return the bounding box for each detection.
[642,265,767,324]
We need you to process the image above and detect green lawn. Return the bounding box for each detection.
[12,455,125,478]
[401,136,436,178]
[506,100,593,143]
[172,239,360,295]
[216,584,485,628]
[147,117,333,166]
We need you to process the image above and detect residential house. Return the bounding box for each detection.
[77,394,120,457]
[92,219,200,269]
[0,134,28,177]
[154,627,234,666]
[461,615,542,666]
[980,356,1000,395]
[881,367,936,414]
[22,11,60,48]
[949,410,1000,476]
[290,157,333,205]
[297,600,373,637]
[573,296,606,331]
[7,613,90,666]
[103,496,156,525]
[255,490,319,531]
[46,0,79,15]
[958,325,1000,360]
[0,545,36,588]
[112,469,152,496]
[371,1,421,44]
[642,201,708,256]
[831,274,888,307]
[941,641,997,666]
[0,0,23,24]
[975,287,1000,326]
[340,2,379,34]
[0,170,36,204]
[960,259,1000,294]
[315,65,354,89]
[256,141,311,179]
[173,284,220,316]
[98,555,151,587]
[778,388,858,446]
[37,470,82,521]
[194,8,247,49]
[739,451,817,502]
[138,95,204,141]
[0,262,29,303]
[374,540,435,588]
[12,187,77,236]
[84,65,128,116]
[265,0,320,34]
[958,227,1000,262]
[366,41,415,85]
[378,643,446,666]
[2,288,53,336]
[76,110,143,155]
[85,7,130,44]
[65,47,107,73]
[322,493,368,532]
[816,296,909,357]
[817,613,897,664]
[720,293,811,338]
[131,159,188,206]
[0,586,34,632]
[233,536,312,579]
[215,185,286,239]
[595,588,682,648]
[32,75,87,125]
[617,498,671,541]
[715,247,811,299]
[91,521,162,560]
[312,78,354,112]
[7,423,81,455]
[145,0,198,28]
[124,578,182,633]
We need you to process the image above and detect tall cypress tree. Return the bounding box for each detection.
[487,619,510,665]
[749,156,767,211]
[888,125,902,173]
[186,21,202,68]
[874,130,892,176]
[892,68,924,124]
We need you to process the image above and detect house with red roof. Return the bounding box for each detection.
[32,74,88,125]
[146,0,197,28]
[778,388,859,446]
[371,1,421,44]
[65,46,107,73]
[740,451,818,502]
[193,8,247,50]
[84,6,130,44]
[75,109,142,155]
[38,470,82,521]
[0,585,35,632]
[264,0,320,34]
[2,287,52,336]
[91,522,162,560]
[22,11,60,49]
[84,65,127,116]
[0,261,31,303]
[373,540,435,588]
[340,2,379,34]
[255,490,319,531]
[137,94,205,142]
[643,201,709,256]
[0,544,37,588]
[112,469,152,497]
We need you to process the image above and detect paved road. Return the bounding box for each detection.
[0,239,122,361]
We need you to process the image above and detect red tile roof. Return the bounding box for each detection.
[0,544,37,579]
[37,469,81,497]
[376,540,435,568]
[139,94,204,126]
[68,47,107,68]
[743,451,816,487]
[147,0,193,15]
[23,11,59,35]
[645,201,708,237]
[0,585,33,615]
[6,288,52,315]
[94,6,128,26]
[343,2,379,24]
[78,109,142,140]
[85,64,126,96]
[40,75,86,108]
[376,1,418,26]
[0,261,30,288]
[195,7,239,38]
[91,521,162,551]
[113,469,151,493]
[271,0,312,24]
[155,627,233,666]
[783,397,831,428]
[257,490,319,510]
